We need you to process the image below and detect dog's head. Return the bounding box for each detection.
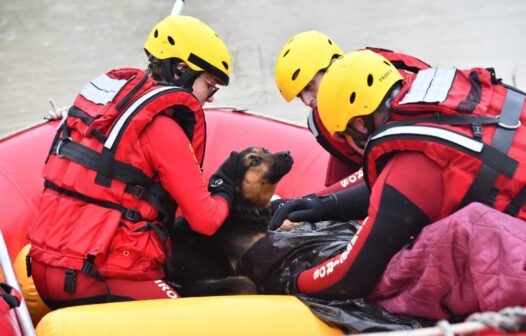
[234,147,294,206]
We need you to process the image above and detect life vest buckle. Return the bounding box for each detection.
[131,185,146,199]
[56,137,72,158]
[125,208,142,222]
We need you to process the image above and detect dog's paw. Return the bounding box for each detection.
[277,219,304,231]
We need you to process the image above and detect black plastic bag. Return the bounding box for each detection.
[297,295,435,333]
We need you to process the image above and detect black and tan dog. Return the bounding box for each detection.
[170,147,294,296]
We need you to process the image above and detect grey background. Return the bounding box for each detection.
[1,0,525,137]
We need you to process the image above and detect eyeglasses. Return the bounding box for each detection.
[202,75,220,99]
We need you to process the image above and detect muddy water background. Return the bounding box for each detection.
[1,0,525,137]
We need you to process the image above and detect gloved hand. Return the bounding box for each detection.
[270,198,292,214]
[208,151,240,208]
[268,194,339,230]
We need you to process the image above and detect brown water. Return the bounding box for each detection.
[1,0,525,137]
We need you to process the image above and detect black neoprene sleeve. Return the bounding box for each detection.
[331,182,370,220]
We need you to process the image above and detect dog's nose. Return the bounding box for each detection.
[278,151,291,159]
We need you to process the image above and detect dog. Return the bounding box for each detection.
[170,147,294,296]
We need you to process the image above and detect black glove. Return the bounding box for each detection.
[268,194,339,230]
[270,198,293,214]
[208,151,240,208]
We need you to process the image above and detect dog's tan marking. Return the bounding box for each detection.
[240,168,278,206]
[277,219,304,231]
[237,148,282,206]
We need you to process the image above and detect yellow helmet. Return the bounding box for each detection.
[317,50,403,135]
[275,31,343,101]
[144,15,231,85]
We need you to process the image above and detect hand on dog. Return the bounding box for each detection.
[270,198,292,214]
[268,194,339,230]
[208,151,240,208]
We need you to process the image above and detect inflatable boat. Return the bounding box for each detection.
[0,108,524,335]
[0,107,345,336]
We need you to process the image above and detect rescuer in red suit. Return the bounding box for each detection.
[29,15,238,308]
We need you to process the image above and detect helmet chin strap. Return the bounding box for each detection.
[345,85,401,150]
[353,115,375,150]
[160,59,201,90]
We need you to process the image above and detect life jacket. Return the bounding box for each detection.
[29,68,206,280]
[364,66,526,220]
[308,47,430,186]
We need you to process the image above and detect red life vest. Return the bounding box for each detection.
[364,67,526,220]
[308,47,430,186]
[29,68,206,280]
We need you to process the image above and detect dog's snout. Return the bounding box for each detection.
[278,151,291,159]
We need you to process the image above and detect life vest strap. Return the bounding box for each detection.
[135,222,175,279]
[51,139,176,219]
[94,86,185,189]
[68,105,98,126]
[44,180,145,222]
[383,114,501,128]
[63,256,112,300]
[505,185,526,217]
[115,73,148,112]
[461,89,525,208]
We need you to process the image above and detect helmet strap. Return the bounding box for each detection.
[352,115,375,150]
[159,59,200,90]
[344,116,374,150]
[363,115,376,136]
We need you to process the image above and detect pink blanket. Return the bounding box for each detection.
[368,202,526,320]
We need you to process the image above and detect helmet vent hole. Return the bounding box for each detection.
[328,39,333,45]
[167,36,175,46]
[154,30,158,38]
[222,61,229,70]
[283,49,290,57]
[350,92,356,104]
[367,74,374,87]
[292,69,300,81]
[383,61,390,66]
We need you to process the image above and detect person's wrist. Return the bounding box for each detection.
[319,194,340,218]
[211,190,233,208]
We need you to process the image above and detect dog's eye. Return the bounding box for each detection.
[250,157,261,166]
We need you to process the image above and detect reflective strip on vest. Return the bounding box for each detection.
[399,68,456,105]
[80,74,128,105]
[371,125,484,152]
[104,86,177,149]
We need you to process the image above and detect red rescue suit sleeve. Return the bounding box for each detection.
[295,152,444,299]
[141,116,229,236]
[316,169,365,195]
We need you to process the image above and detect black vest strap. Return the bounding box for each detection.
[460,89,525,208]
[80,255,112,301]
[45,180,144,222]
[51,139,176,220]
[504,186,526,217]
[68,106,97,126]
